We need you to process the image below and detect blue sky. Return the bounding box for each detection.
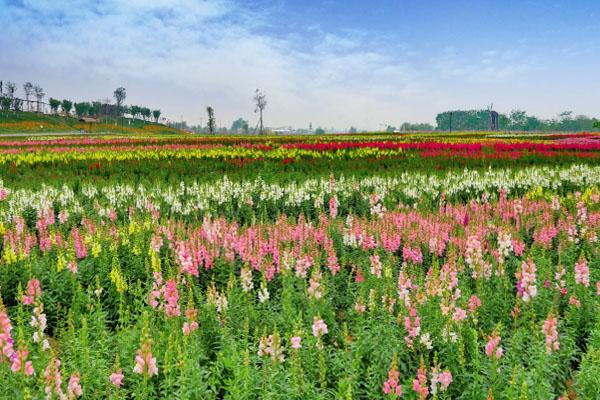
[1,0,598,129]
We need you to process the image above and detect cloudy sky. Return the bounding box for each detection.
[1,0,599,130]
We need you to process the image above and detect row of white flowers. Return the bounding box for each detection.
[1,164,599,221]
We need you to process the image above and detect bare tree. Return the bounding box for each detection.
[33,85,45,113]
[206,106,216,134]
[254,89,267,135]
[113,87,126,115]
[23,82,33,111]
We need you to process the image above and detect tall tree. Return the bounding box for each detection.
[74,102,90,117]
[61,99,73,116]
[254,89,267,135]
[141,107,151,122]
[33,85,45,113]
[152,109,161,123]
[230,117,248,132]
[49,98,61,114]
[113,87,126,115]
[129,105,140,120]
[5,82,16,99]
[206,106,216,134]
[23,82,33,111]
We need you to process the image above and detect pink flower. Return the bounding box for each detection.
[452,307,467,322]
[569,295,581,308]
[516,259,537,303]
[437,370,452,390]
[382,361,403,397]
[542,315,559,354]
[68,373,83,398]
[574,258,590,288]
[312,317,328,338]
[468,295,481,313]
[10,347,34,376]
[110,368,124,387]
[290,336,302,350]
[0,307,15,362]
[328,196,339,219]
[163,280,180,317]
[412,365,429,399]
[485,331,503,360]
[22,278,42,305]
[133,337,158,378]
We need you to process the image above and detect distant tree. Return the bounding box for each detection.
[90,101,102,116]
[129,105,141,120]
[12,98,22,112]
[5,82,16,99]
[74,102,90,117]
[399,122,434,132]
[0,96,11,111]
[253,89,267,134]
[348,126,357,133]
[206,106,216,134]
[61,99,73,116]
[141,107,151,122]
[113,87,126,115]
[385,125,396,133]
[49,98,61,114]
[230,117,248,132]
[594,120,600,128]
[152,109,161,123]
[33,85,45,112]
[23,82,33,111]
[243,121,249,134]
[315,127,325,135]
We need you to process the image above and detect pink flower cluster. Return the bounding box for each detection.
[182,307,199,336]
[516,259,537,303]
[574,258,589,287]
[485,331,503,360]
[133,337,158,378]
[149,272,181,317]
[382,363,402,397]
[404,308,421,346]
[110,368,124,387]
[312,317,328,338]
[412,366,429,400]
[22,278,41,305]
[542,315,560,354]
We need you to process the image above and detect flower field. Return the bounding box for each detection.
[1,132,600,399]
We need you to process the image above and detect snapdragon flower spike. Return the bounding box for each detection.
[404,307,420,347]
[430,367,452,394]
[485,331,503,360]
[22,278,41,305]
[110,368,124,387]
[542,315,560,354]
[574,257,590,288]
[0,306,15,363]
[412,365,429,400]
[44,358,66,400]
[382,360,403,397]
[516,259,537,303]
[182,307,199,336]
[133,336,158,378]
[10,346,34,376]
[67,372,83,398]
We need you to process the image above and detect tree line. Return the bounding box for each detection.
[0,82,162,123]
[436,109,600,132]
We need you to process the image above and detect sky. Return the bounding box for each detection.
[1,0,599,130]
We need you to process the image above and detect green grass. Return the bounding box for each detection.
[0,110,184,135]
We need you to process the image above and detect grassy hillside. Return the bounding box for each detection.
[0,111,185,135]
